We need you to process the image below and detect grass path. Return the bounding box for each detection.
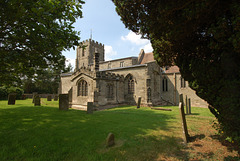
[0,99,238,160]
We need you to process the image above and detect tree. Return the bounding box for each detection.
[112,0,240,144]
[22,63,73,94]
[0,0,84,86]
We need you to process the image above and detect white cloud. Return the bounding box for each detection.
[105,45,117,61]
[121,31,149,45]
[66,58,75,69]
[142,42,153,53]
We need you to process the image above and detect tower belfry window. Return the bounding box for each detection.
[82,48,85,57]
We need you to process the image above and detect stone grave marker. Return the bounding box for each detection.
[47,95,52,101]
[179,94,184,107]
[137,97,141,109]
[87,102,94,114]
[185,95,189,114]
[179,102,189,144]
[106,133,115,147]
[32,92,38,103]
[59,94,69,110]
[54,95,58,101]
[188,98,191,114]
[34,94,41,106]
[8,93,16,105]
[22,94,26,100]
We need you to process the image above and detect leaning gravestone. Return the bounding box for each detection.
[185,95,189,114]
[87,102,94,114]
[8,93,16,105]
[188,98,191,114]
[54,95,58,101]
[34,95,41,106]
[47,95,52,101]
[106,133,115,147]
[179,102,189,144]
[137,97,141,109]
[59,94,69,110]
[32,92,38,103]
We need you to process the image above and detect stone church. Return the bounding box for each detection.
[60,39,208,109]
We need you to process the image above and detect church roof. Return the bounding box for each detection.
[140,52,155,64]
[165,66,180,73]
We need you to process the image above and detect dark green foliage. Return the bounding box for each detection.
[22,63,73,94]
[0,0,84,86]
[0,86,24,100]
[112,0,240,144]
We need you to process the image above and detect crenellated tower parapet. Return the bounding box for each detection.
[75,39,105,71]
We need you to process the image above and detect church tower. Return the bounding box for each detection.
[75,39,104,71]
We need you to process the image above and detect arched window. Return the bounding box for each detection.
[180,77,186,88]
[106,84,114,99]
[162,77,168,92]
[128,75,134,94]
[78,80,88,96]
[147,87,151,103]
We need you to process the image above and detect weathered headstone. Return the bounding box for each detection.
[34,94,41,106]
[179,102,189,144]
[179,94,184,107]
[137,97,141,109]
[59,94,69,110]
[87,102,94,114]
[106,133,115,147]
[32,92,38,103]
[47,95,52,101]
[22,94,26,100]
[54,95,58,101]
[8,93,16,105]
[185,95,189,114]
[68,87,73,103]
[188,98,191,114]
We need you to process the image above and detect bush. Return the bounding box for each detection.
[0,86,8,100]
[0,86,24,100]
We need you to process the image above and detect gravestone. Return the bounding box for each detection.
[188,98,191,114]
[34,95,41,106]
[106,133,115,147]
[137,97,141,109]
[8,93,16,105]
[185,95,189,114]
[179,94,184,107]
[87,102,94,114]
[32,92,38,103]
[54,95,58,101]
[179,102,189,144]
[22,94,26,100]
[47,95,52,101]
[59,94,69,110]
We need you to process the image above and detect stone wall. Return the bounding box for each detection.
[100,64,149,105]
[99,57,138,70]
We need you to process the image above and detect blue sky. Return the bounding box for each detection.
[62,0,152,67]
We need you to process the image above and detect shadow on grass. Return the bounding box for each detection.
[210,134,240,155]
[0,104,203,160]
[189,134,206,142]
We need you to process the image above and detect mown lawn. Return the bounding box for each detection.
[0,99,239,161]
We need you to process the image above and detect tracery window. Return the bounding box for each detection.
[162,77,168,92]
[78,80,88,96]
[180,77,186,88]
[107,84,114,99]
[147,87,151,103]
[128,75,134,94]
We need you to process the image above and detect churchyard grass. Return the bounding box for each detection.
[0,99,238,160]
